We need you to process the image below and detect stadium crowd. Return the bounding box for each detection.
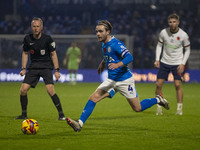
[0,0,200,69]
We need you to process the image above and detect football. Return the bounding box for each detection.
[21,119,39,135]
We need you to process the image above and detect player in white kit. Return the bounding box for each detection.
[154,13,190,115]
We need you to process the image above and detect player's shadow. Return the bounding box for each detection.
[0,115,18,119]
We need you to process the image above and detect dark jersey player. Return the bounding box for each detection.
[15,17,65,120]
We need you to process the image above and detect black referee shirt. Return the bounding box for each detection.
[23,33,56,69]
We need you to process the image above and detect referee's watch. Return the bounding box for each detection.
[55,68,60,72]
[21,67,26,70]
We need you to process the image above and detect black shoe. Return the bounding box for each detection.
[58,113,66,120]
[15,115,27,120]
[58,116,66,120]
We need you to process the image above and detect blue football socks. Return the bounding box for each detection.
[79,97,157,124]
[80,100,96,123]
[108,89,115,98]
[140,98,157,111]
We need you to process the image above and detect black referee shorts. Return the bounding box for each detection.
[23,69,54,88]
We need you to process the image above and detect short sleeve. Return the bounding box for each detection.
[77,48,81,55]
[183,33,190,47]
[23,37,29,52]
[158,30,164,43]
[116,42,131,59]
[48,36,56,52]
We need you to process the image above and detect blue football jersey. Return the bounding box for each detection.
[101,36,133,81]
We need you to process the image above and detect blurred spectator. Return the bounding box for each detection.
[0,1,199,69]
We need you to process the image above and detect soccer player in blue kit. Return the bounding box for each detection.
[66,20,169,132]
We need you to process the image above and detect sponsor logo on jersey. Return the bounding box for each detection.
[51,42,56,48]
[165,43,179,49]
[40,49,45,55]
[104,55,115,63]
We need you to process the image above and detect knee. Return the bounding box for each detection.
[89,95,96,102]
[131,105,142,112]
[20,87,28,96]
[156,82,162,88]
[175,84,181,90]
[89,93,100,103]
[46,87,55,96]
[47,90,55,96]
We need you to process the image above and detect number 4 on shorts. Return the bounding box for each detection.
[128,85,133,91]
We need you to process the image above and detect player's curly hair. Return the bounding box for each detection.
[97,20,112,33]
[168,13,179,21]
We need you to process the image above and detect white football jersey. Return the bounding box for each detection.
[157,27,190,65]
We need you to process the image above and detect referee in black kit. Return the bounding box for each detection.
[15,17,65,120]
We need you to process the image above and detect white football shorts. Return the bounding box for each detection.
[97,76,138,99]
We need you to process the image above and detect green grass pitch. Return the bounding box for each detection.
[0,82,199,150]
